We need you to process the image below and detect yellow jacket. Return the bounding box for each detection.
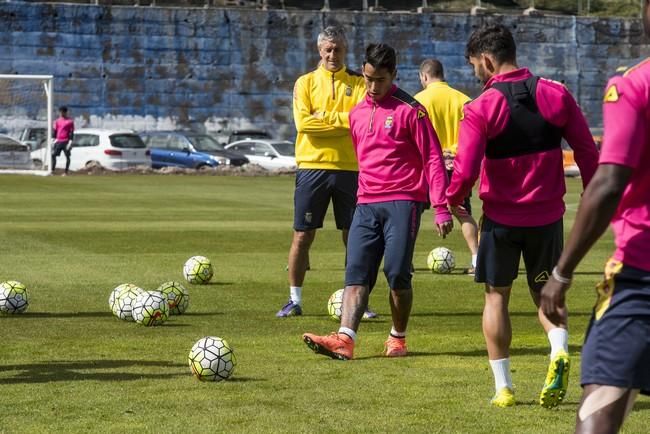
[293,64,366,170]
[414,81,470,155]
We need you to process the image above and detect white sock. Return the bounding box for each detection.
[489,358,513,392]
[471,254,477,268]
[338,327,357,342]
[390,326,406,338]
[548,328,568,358]
[289,286,302,305]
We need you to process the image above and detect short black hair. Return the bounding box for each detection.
[465,25,517,64]
[363,43,396,74]
[59,106,68,113]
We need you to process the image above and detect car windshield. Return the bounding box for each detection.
[187,135,225,152]
[272,142,295,157]
[110,134,146,148]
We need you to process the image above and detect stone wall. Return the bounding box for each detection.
[0,3,648,137]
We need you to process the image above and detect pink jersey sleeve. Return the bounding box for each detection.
[599,76,647,168]
[411,107,451,224]
[447,90,508,206]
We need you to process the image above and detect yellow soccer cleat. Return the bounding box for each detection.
[539,350,570,408]
[491,387,515,408]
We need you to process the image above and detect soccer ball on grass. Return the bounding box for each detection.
[110,283,145,321]
[157,281,190,315]
[427,247,455,274]
[327,288,344,320]
[131,291,169,326]
[183,256,213,284]
[0,280,28,314]
[188,336,236,382]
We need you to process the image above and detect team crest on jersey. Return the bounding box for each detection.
[384,116,393,129]
[603,84,619,103]
[417,109,426,119]
[304,212,312,224]
[345,85,352,96]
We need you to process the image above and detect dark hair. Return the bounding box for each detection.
[363,43,397,74]
[59,106,68,113]
[465,25,516,64]
[420,59,444,80]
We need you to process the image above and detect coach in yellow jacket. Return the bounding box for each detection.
[276,26,369,318]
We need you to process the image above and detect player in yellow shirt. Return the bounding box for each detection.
[277,26,375,318]
[415,59,479,274]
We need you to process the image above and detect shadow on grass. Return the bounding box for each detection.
[411,311,593,318]
[633,401,650,411]
[355,344,583,360]
[196,281,233,286]
[0,359,187,384]
[8,311,113,318]
[181,312,222,317]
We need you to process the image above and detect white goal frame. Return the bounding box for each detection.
[0,74,53,175]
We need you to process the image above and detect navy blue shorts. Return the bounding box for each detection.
[475,216,563,291]
[52,141,71,158]
[345,201,424,291]
[293,169,358,231]
[581,260,650,395]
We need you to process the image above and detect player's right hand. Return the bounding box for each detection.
[436,220,453,239]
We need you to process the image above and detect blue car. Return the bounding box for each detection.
[140,131,249,169]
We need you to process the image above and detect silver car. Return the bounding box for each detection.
[0,134,31,169]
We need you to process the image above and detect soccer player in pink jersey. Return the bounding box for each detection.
[447,25,600,408]
[541,2,650,432]
[52,106,74,175]
[302,43,453,360]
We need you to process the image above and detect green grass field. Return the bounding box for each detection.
[0,174,647,433]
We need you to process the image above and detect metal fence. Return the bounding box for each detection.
[14,0,646,17]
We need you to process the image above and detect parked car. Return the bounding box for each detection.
[562,128,602,177]
[0,134,31,169]
[212,128,272,145]
[31,129,151,171]
[18,127,47,151]
[225,139,296,170]
[140,131,249,168]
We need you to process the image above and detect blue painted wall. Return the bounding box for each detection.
[0,3,648,136]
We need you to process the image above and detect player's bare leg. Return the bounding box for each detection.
[483,284,515,407]
[277,229,316,317]
[575,385,639,434]
[451,206,479,273]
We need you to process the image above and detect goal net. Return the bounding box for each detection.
[0,75,53,175]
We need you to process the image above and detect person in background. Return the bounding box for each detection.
[52,106,74,176]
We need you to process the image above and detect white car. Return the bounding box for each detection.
[0,134,31,169]
[225,139,296,170]
[31,128,151,171]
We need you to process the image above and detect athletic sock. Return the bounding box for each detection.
[489,358,513,392]
[289,286,302,305]
[548,328,569,358]
[390,326,406,339]
[338,327,357,342]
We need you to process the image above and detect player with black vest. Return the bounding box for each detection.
[447,25,599,408]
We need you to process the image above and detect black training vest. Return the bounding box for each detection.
[485,76,563,159]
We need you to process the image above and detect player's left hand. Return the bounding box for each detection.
[312,111,325,120]
[436,220,453,239]
[540,278,570,324]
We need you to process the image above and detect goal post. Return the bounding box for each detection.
[0,74,53,175]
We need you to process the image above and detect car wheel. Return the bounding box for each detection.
[32,159,42,169]
[85,160,103,169]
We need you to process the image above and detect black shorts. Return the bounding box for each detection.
[345,201,423,291]
[52,141,70,158]
[475,216,563,291]
[293,169,357,231]
[581,260,650,395]
[446,169,471,215]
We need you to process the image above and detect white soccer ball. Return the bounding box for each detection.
[131,291,169,326]
[0,280,28,314]
[188,336,236,382]
[111,284,145,321]
[427,247,455,274]
[157,281,190,315]
[327,288,344,320]
[183,256,214,284]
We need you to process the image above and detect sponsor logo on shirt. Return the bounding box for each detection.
[384,116,393,129]
[603,85,619,103]
[417,109,426,119]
